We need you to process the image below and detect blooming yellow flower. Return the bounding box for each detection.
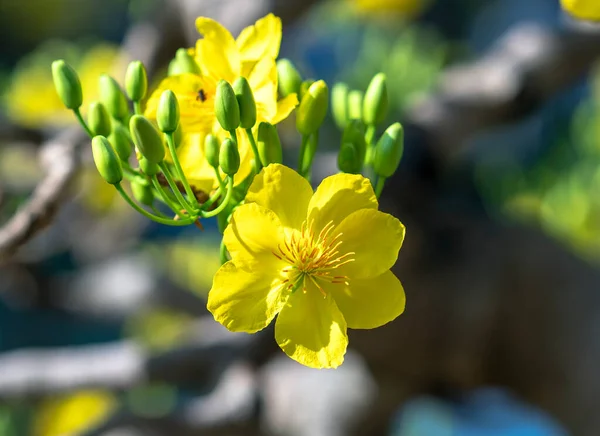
[208,164,406,368]
[561,0,600,20]
[145,14,298,193]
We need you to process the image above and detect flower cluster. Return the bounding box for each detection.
[51,14,407,368]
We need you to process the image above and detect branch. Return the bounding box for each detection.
[406,23,600,162]
[0,127,85,260]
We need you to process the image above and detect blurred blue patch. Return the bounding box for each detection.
[390,388,569,436]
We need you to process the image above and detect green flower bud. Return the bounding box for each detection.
[331,82,350,129]
[157,90,180,133]
[233,77,257,129]
[373,122,404,178]
[219,138,240,176]
[52,60,83,110]
[88,101,112,137]
[139,157,159,176]
[342,119,367,165]
[363,73,388,125]
[338,142,361,174]
[131,180,154,206]
[276,59,302,98]
[296,80,329,136]
[348,90,364,121]
[257,122,282,165]
[168,48,201,76]
[204,134,220,168]
[214,80,240,131]
[299,79,315,100]
[125,60,148,102]
[109,124,133,161]
[91,135,122,185]
[99,74,129,121]
[129,115,165,164]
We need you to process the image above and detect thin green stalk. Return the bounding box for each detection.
[229,129,239,146]
[298,134,310,177]
[220,239,229,265]
[133,101,143,115]
[245,128,262,174]
[151,175,186,217]
[158,162,197,213]
[201,177,234,218]
[365,124,377,165]
[165,132,199,208]
[115,184,194,226]
[202,183,223,211]
[74,108,94,137]
[375,176,386,198]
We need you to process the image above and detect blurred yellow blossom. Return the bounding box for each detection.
[4,42,124,128]
[145,14,298,193]
[208,164,406,368]
[561,0,600,20]
[33,390,116,436]
[351,0,431,17]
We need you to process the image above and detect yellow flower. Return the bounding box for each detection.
[208,164,406,368]
[351,0,430,17]
[561,0,600,20]
[145,14,298,193]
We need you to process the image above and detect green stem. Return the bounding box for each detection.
[133,101,143,115]
[298,134,310,176]
[202,182,223,211]
[158,162,197,213]
[229,129,238,146]
[74,108,94,138]
[220,239,229,265]
[245,128,262,174]
[201,178,234,218]
[150,175,186,217]
[365,124,377,165]
[115,184,194,226]
[165,132,199,208]
[375,176,386,198]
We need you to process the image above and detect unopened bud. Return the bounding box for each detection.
[168,48,201,76]
[373,123,404,178]
[157,90,180,133]
[129,115,165,164]
[342,119,367,165]
[331,82,350,129]
[233,77,257,129]
[125,60,148,102]
[299,79,315,101]
[219,138,240,176]
[348,90,364,121]
[215,80,240,131]
[51,60,83,109]
[276,59,302,98]
[363,73,388,125]
[131,180,154,206]
[139,157,159,176]
[88,101,112,137]
[99,74,129,121]
[204,134,220,168]
[109,124,133,161]
[338,142,361,174]
[91,136,122,185]
[296,80,328,136]
[257,122,282,165]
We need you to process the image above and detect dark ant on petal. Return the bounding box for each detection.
[196,89,207,102]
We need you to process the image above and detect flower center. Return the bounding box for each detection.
[272,220,355,296]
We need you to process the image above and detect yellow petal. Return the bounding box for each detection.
[271,94,299,124]
[307,173,378,233]
[247,57,278,120]
[144,74,215,133]
[329,270,405,329]
[224,202,287,271]
[236,14,282,61]
[195,17,240,81]
[176,132,216,193]
[208,261,288,333]
[561,0,600,20]
[334,209,405,279]
[275,280,348,368]
[246,164,313,230]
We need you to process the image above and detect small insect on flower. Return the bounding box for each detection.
[196,89,207,102]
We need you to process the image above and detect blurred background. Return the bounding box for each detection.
[1,0,599,434]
